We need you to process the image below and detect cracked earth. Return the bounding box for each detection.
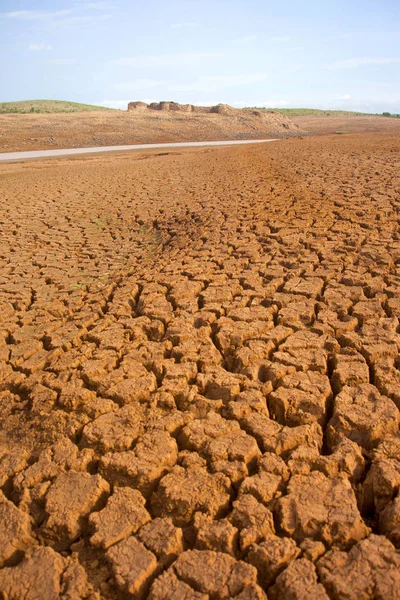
[0,133,400,599]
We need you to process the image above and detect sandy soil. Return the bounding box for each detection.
[1,134,400,599]
[0,108,302,153]
[292,113,400,135]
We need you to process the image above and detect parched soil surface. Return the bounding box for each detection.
[292,113,400,135]
[1,133,400,599]
[0,108,302,154]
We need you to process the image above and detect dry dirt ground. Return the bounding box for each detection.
[1,133,400,599]
[0,108,302,154]
[292,114,400,136]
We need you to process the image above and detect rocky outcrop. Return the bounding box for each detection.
[126,100,300,134]
[128,101,228,113]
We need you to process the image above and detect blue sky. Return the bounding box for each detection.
[1,0,399,112]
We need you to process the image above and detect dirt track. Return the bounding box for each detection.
[0,139,277,163]
[1,133,400,599]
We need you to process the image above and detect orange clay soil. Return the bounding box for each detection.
[292,113,400,135]
[0,133,400,599]
[0,107,303,153]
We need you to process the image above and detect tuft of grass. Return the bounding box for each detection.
[0,100,115,114]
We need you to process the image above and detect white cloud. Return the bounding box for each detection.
[255,100,290,107]
[99,98,166,109]
[282,46,304,53]
[49,58,77,65]
[338,94,352,101]
[270,35,291,43]
[113,52,222,67]
[233,100,290,108]
[171,22,197,29]
[3,8,112,27]
[99,99,130,109]
[3,8,113,30]
[4,10,72,20]
[114,79,167,92]
[325,32,359,42]
[191,100,222,106]
[237,35,258,43]
[168,73,267,93]
[82,1,116,8]
[327,57,400,70]
[28,43,52,51]
[54,14,112,25]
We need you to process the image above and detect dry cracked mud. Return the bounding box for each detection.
[0,133,400,599]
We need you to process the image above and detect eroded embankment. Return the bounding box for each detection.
[0,105,304,153]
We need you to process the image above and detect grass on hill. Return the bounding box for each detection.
[247,107,400,118]
[0,100,115,114]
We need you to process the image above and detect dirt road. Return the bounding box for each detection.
[0,139,278,163]
[0,134,400,599]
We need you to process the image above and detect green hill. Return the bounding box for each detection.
[0,100,115,114]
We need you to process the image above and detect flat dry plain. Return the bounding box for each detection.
[1,133,400,599]
[292,113,400,135]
